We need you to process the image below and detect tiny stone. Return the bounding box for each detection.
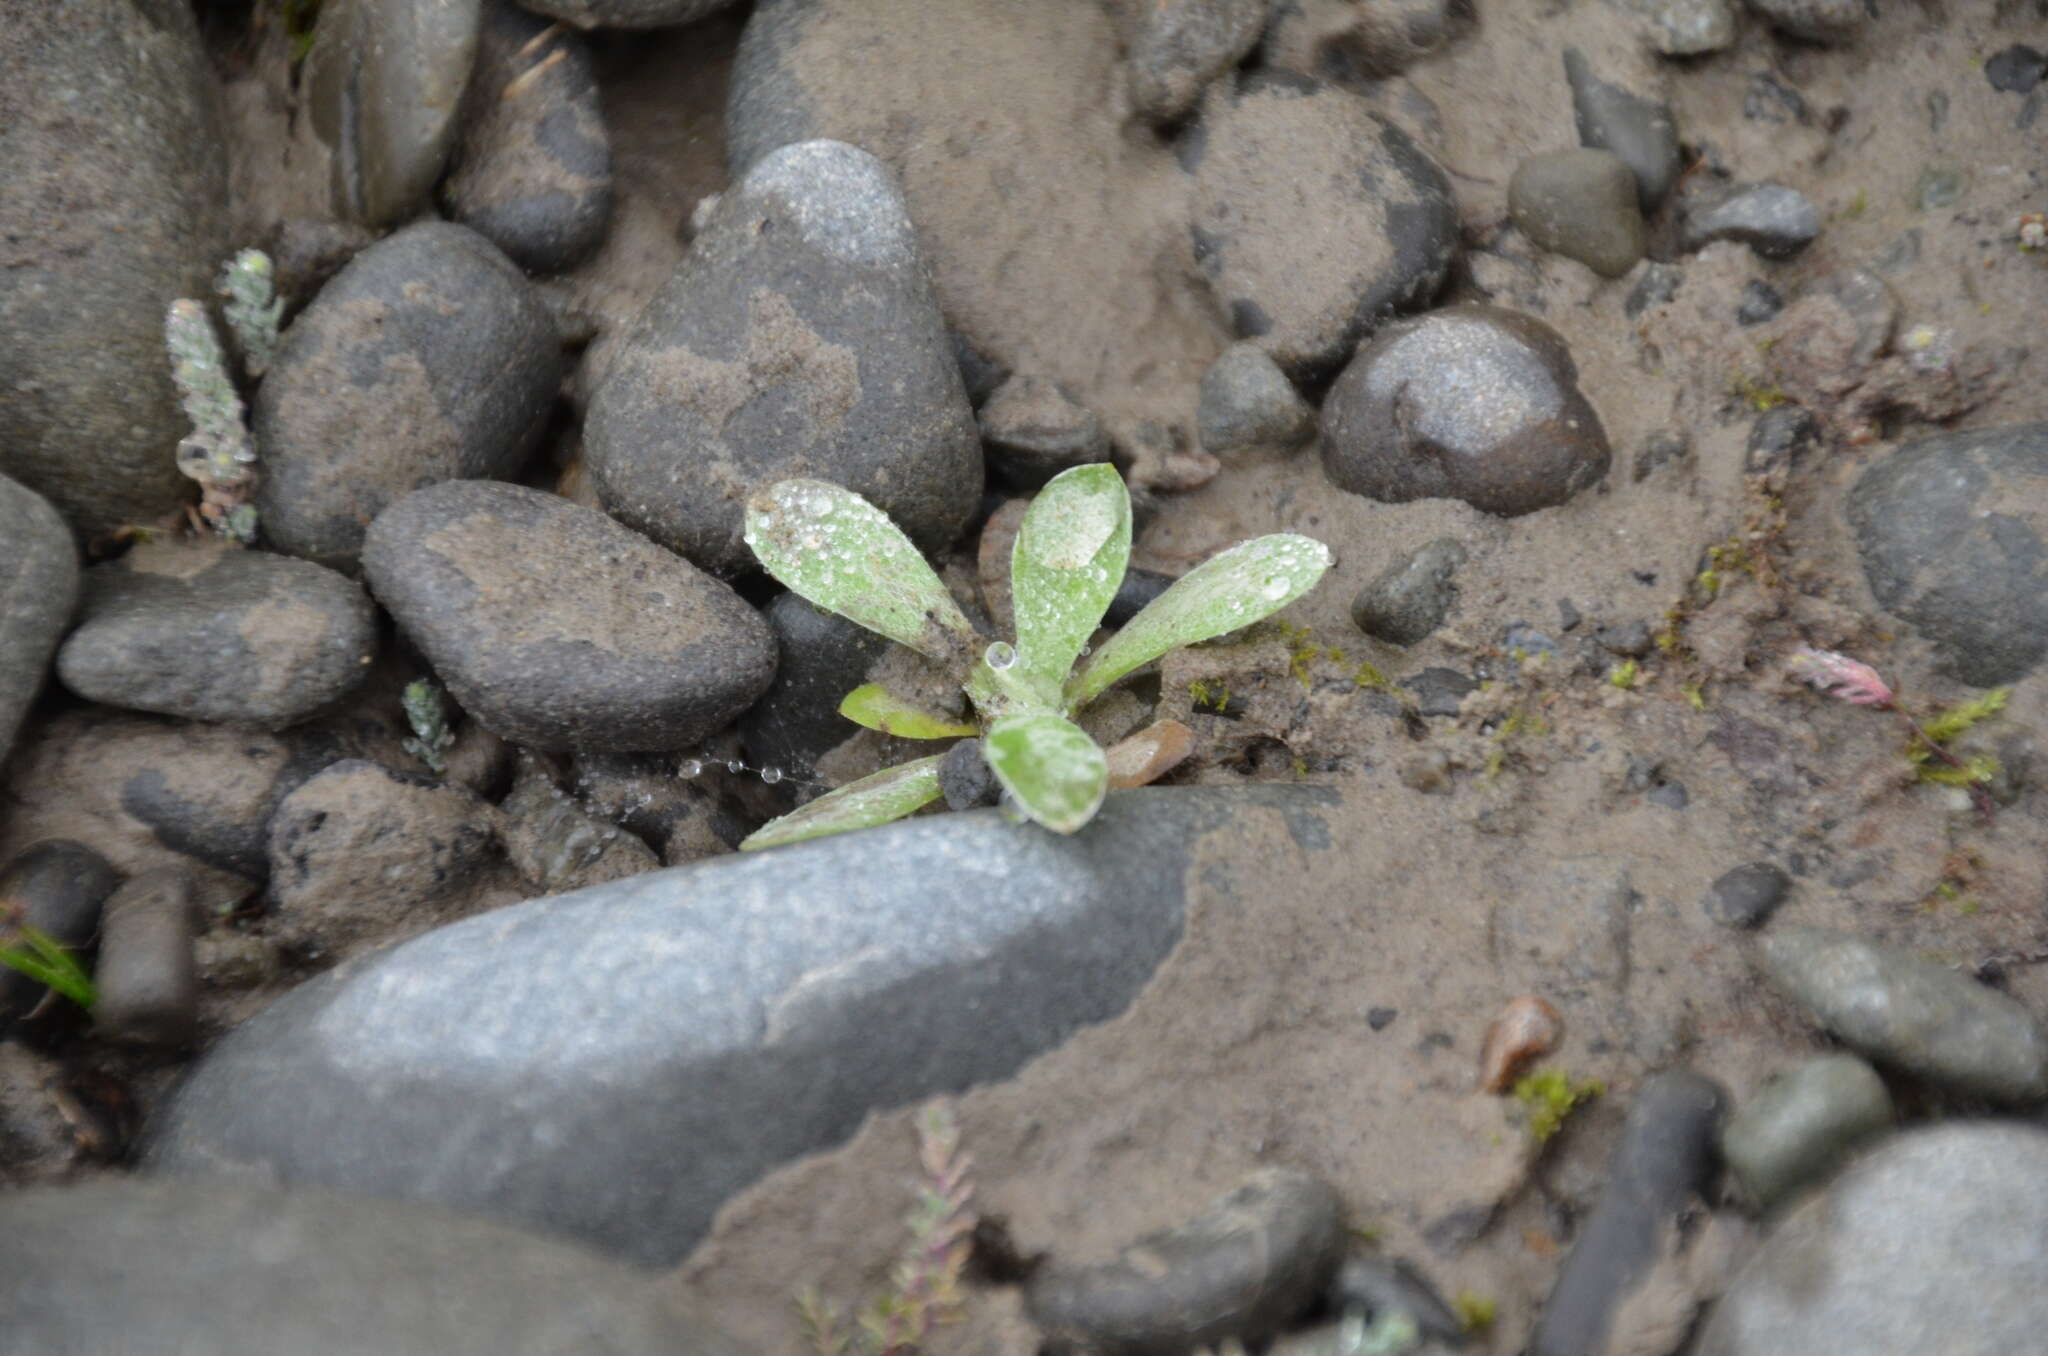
[1352,538,1468,646]
[1703,861,1791,929]
[1197,343,1315,460]
[1683,183,1822,259]
[1633,428,1691,482]
[1557,598,1583,631]
[1744,405,1819,474]
[1594,620,1654,658]
[1563,48,1683,209]
[1399,749,1453,794]
[1628,0,1737,55]
[939,738,1000,812]
[1626,262,1683,317]
[93,870,199,1048]
[1367,1007,1398,1031]
[1912,165,1964,211]
[1984,44,2046,96]
[1646,779,1689,810]
[1744,71,1809,125]
[1736,278,1784,325]
[1401,668,1477,718]
[979,375,1111,489]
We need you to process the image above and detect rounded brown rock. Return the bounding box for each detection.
[1320,304,1612,517]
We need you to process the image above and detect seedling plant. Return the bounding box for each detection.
[740,464,1331,849]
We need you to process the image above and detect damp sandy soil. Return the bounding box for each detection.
[7,3,2048,1353]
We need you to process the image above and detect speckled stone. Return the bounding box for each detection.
[1321,305,1611,516]
[0,1,229,534]
[362,480,776,753]
[585,140,980,573]
[442,2,612,273]
[1352,538,1467,645]
[1197,343,1315,460]
[56,540,377,731]
[144,787,1343,1265]
[1628,0,1737,55]
[1846,423,2048,686]
[252,223,562,572]
[1125,0,1269,123]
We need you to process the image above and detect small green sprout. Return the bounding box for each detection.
[1451,1292,1497,1335]
[741,466,1331,848]
[1607,660,1640,690]
[217,248,283,378]
[1512,1068,1604,1145]
[0,921,96,1011]
[166,297,260,543]
[401,678,456,775]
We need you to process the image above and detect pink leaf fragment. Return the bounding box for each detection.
[1787,646,1894,708]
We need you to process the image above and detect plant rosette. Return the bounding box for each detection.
[740,464,1332,848]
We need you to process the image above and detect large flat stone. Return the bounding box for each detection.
[146,785,1339,1265]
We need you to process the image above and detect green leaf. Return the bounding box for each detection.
[1009,465,1131,703]
[739,755,945,851]
[839,684,978,739]
[1065,534,1332,710]
[983,714,1108,834]
[0,925,96,1009]
[744,480,976,666]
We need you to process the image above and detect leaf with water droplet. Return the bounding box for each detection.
[738,755,945,851]
[838,684,978,739]
[1010,464,1130,698]
[745,479,975,665]
[982,713,1108,834]
[1064,534,1332,710]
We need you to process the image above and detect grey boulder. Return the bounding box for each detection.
[0,475,79,768]
[1186,71,1458,378]
[144,785,1341,1265]
[56,539,377,730]
[253,222,563,571]
[1845,423,2048,686]
[585,140,981,573]
[0,1178,748,1356]
[1698,1123,2048,1356]
[363,480,776,752]
[0,1,228,535]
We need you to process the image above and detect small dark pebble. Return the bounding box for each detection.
[1625,263,1682,318]
[1682,183,1821,259]
[0,842,121,1024]
[1704,861,1791,929]
[1367,1007,1399,1031]
[1025,1169,1345,1356]
[92,869,199,1048]
[1557,598,1583,631]
[1401,668,1477,718]
[1530,1071,1726,1356]
[1745,405,1820,474]
[1353,539,1468,647]
[1737,279,1784,326]
[939,738,1000,812]
[1985,44,2046,96]
[980,375,1111,490]
[1504,622,1558,658]
[1595,620,1653,658]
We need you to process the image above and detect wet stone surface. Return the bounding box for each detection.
[252,223,562,572]
[56,540,377,732]
[1321,305,1611,517]
[363,480,776,754]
